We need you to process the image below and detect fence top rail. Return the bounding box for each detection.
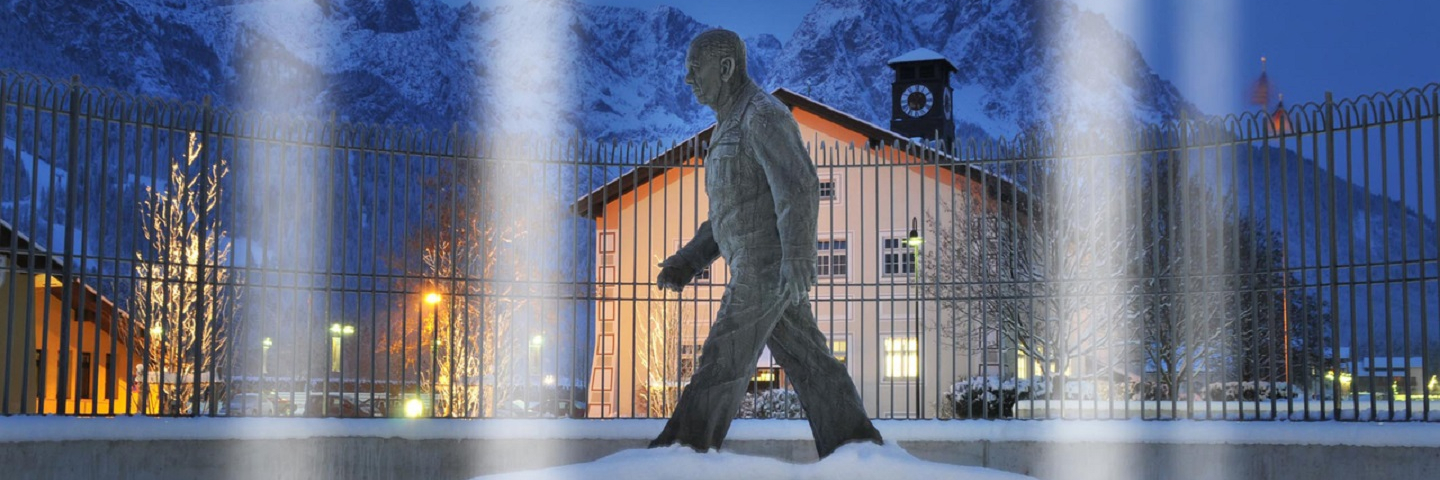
[2,68,1435,161]
[5,67,1434,151]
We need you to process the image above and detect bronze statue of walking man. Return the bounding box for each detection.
[648,29,884,459]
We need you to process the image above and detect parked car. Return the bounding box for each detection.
[364,394,448,418]
[494,398,587,418]
[302,394,373,418]
[228,393,275,416]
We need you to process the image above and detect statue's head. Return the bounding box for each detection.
[685,29,747,108]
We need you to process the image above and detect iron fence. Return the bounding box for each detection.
[0,70,1436,421]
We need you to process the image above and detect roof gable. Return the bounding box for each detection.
[571,88,1029,218]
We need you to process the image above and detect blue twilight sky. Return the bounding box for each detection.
[443,0,1440,118]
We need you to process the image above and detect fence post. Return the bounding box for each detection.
[0,71,10,415]
[1324,91,1341,420]
[55,75,83,415]
[191,95,212,417]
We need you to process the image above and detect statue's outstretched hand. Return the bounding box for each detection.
[656,256,697,293]
[778,259,815,306]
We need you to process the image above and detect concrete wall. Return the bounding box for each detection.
[3,436,1438,480]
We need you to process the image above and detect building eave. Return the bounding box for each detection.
[570,88,1033,219]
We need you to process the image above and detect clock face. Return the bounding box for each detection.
[901,84,934,118]
[944,88,952,120]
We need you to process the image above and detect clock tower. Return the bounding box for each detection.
[888,48,956,145]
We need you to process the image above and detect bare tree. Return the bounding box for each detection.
[389,155,531,417]
[924,159,1141,390]
[132,133,239,414]
[1135,157,1330,399]
[635,289,685,417]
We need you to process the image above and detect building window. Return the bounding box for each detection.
[818,175,842,203]
[817,239,848,278]
[675,238,712,282]
[883,336,918,381]
[680,344,700,381]
[34,350,41,402]
[79,352,93,400]
[829,337,848,366]
[598,230,618,297]
[105,353,115,399]
[881,236,916,277]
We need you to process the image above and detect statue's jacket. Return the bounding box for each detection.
[675,82,819,276]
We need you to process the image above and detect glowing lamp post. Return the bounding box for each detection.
[424,292,442,416]
[906,217,924,414]
[330,323,355,373]
[907,217,924,274]
[261,337,273,375]
[530,335,544,380]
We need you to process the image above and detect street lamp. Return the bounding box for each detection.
[424,292,443,416]
[906,217,924,248]
[530,335,544,380]
[906,217,924,280]
[330,323,355,373]
[906,216,924,415]
[262,337,273,375]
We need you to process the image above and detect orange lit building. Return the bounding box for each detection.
[1,220,141,414]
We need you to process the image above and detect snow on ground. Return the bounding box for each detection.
[4,417,1440,447]
[4,417,1439,479]
[470,442,1036,480]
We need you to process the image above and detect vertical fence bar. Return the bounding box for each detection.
[54,76,81,415]
[1,72,13,416]
[1325,92,1343,419]
[1428,88,1439,420]
[193,96,212,417]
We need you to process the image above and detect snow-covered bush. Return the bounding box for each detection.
[1063,380,1096,400]
[736,389,806,419]
[1060,377,1143,400]
[946,376,1049,419]
[1133,380,1171,400]
[1205,381,1299,401]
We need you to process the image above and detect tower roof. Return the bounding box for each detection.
[887,48,956,71]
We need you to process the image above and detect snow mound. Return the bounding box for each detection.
[470,442,1035,480]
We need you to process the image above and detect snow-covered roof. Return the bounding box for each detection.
[888,48,950,65]
[570,88,1032,219]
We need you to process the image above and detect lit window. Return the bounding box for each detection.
[883,337,918,380]
[817,239,848,277]
[830,338,848,366]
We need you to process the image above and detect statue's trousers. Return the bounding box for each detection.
[650,246,881,458]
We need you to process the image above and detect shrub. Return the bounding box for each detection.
[1205,381,1299,401]
[946,376,1049,419]
[737,389,806,419]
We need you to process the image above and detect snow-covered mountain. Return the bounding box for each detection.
[1,0,1433,354]
[0,0,1192,141]
[1237,146,1438,354]
[768,0,1196,139]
